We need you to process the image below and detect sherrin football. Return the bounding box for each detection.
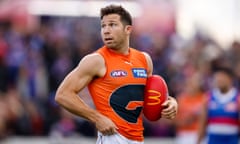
[143,75,168,121]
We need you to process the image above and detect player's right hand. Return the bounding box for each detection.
[94,114,118,135]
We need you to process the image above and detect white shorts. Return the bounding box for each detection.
[175,132,197,144]
[96,132,144,144]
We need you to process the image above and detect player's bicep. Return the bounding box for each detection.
[57,53,105,94]
[59,67,92,94]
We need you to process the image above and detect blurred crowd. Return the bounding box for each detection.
[0,14,240,141]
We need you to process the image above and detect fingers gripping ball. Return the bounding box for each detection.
[143,75,168,121]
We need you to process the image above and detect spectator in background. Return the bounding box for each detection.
[197,67,240,144]
[233,61,240,90]
[1,0,239,139]
[50,108,76,137]
[0,26,9,139]
[0,25,9,93]
[174,72,206,144]
[227,41,240,90]
[0,93,8,139]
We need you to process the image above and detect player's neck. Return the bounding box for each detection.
[109,47,130,55]
[110,41,130,55]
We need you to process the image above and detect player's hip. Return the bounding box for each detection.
[96,132,144,144]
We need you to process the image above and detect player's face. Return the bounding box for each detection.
[213,72,232,92]
[101,14,131,49]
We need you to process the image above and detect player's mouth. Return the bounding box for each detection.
[105,38,113,43]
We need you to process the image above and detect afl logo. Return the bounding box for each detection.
[111,70,128,77]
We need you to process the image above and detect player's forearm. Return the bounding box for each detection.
[55,92,100,123]
[197,119,207,144]
[197,128,206,144]
[197,106,207,144]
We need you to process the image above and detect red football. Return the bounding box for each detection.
[143,75,168,121]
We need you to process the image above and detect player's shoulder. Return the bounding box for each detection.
[130,47,148,54]
[128,48,152,62]
[141,51,151,58]
[136,50,153,75]
[83,52,104,61]
[79,52,105,67]
[76,52,106,77]
[134,49,151,61]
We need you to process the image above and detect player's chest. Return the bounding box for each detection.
[208,100,238,113]
[104,58,147,84]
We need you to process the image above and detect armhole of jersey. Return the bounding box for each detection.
[141,52,150,75]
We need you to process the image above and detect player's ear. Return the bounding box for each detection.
[125,25,132,35]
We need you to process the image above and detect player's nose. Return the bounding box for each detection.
[102,26,111,35]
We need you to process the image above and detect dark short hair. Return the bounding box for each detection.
[100,5,132,25]
[214,67,235,78]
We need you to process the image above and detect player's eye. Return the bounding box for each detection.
[109,23,117,27]
[101,24,106,28]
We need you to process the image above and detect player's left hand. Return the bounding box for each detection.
[161,96,178,120]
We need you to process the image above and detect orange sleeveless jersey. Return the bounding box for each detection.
[88,46,148,141]
[176,93,206,132]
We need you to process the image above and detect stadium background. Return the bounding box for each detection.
[0,0,240,143]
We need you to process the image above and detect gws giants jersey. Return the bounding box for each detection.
[88,46,149,141]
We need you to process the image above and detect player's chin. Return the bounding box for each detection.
[105,44,117,49]
[104,41,115,47]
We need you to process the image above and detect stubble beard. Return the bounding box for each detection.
[105,41,122,50]
[104,36,127,51]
